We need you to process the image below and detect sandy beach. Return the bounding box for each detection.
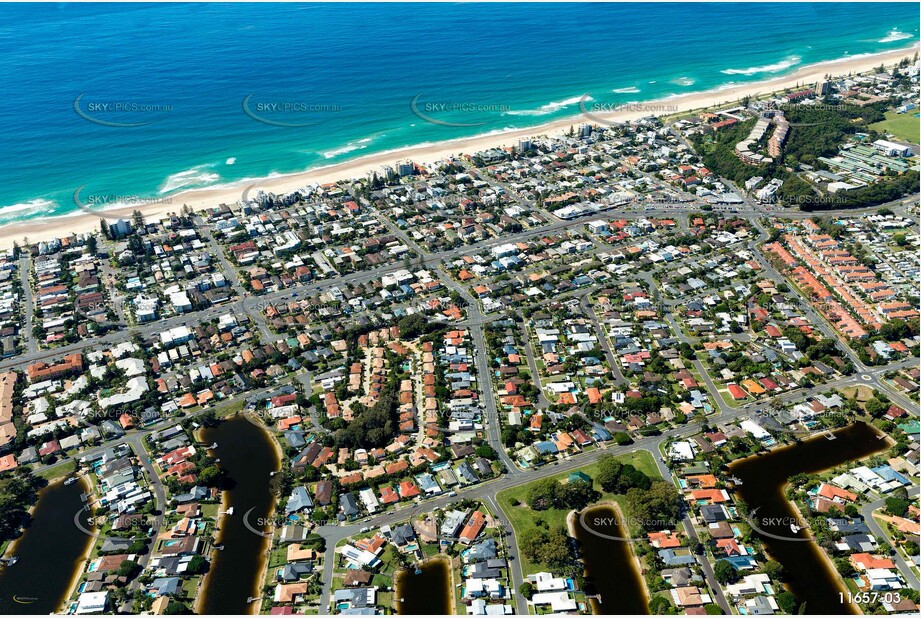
[0,45,915,250]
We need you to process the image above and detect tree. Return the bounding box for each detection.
[197,465,222,487]
[714,560,739,585]
[132,209,145,230]
[762,560,784,581]
[164,601,190,614]
[776,591,798,614]
[648,595,673,614]
[186,555,209,575]
[518,582,534,600]
[557,480,600,510]
[834,557,855,578]
[527,479,560,511]
[118,559,140,578]
[613,432,633,446]
[885,497,909,517]
[475,444,497,459]
[625,481,682,530]
[596,456,624,492]
[0,470,44,544]
[519,526,571,570]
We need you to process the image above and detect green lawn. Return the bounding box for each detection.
[496,450,659,574]
[36,459,76,481]
[869,110,920,144]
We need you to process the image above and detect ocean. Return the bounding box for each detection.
[0,2,916,225]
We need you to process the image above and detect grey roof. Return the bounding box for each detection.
[828,517,870,534]
[464,538,497,561]
[284,431,307,448]
[149,577,182,597]
[174,485,208,504]
[100,538,135,553]
[278,562,313,582]
[840,534,877,553]
[340,492,360,516]
[700,504,728,523]
[333,587,375,608]
[468,562,501,579]
[746,596,776,615]
[391,524,416,546]
[658,549,696,566]
[285,486,314,514]
[661,567,701,587]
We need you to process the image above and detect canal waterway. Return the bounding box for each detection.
[729,422,887,614]
[0,477,93,614]
[573,504,649,615]
[198,415,280,614]
[395,556,452,615]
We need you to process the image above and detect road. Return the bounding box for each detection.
[650,451,733,614]
[518,319,552,409]
[579,294,627,386]
[19,254,37,355]
[119,435,167,612]
[15,188,919,613]
[859,486,920,592]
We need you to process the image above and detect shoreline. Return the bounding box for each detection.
[0,44,917,250]
[57,475,98,615]
[0,475,96,614]
[194,414,282,616]
[394,553,455,615]
[730,423,892,615]
[567,501,651,613]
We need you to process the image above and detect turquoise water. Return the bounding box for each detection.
[0,2,916,225]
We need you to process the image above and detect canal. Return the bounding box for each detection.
[0,477,93,614]
[729,422,887,614]
[395,557,452,615]
[198,414,280,615]
[573,504,649,615]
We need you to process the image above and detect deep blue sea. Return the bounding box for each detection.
[0,2,916,224]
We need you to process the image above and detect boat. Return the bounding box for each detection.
[0,557,18,566]
[210,442,218,449]
[224,507,234,515]
[64,477,78,486]
[214,544,224,551]
[790,523,802,533]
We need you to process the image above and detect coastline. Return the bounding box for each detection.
[0,44,916,250]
